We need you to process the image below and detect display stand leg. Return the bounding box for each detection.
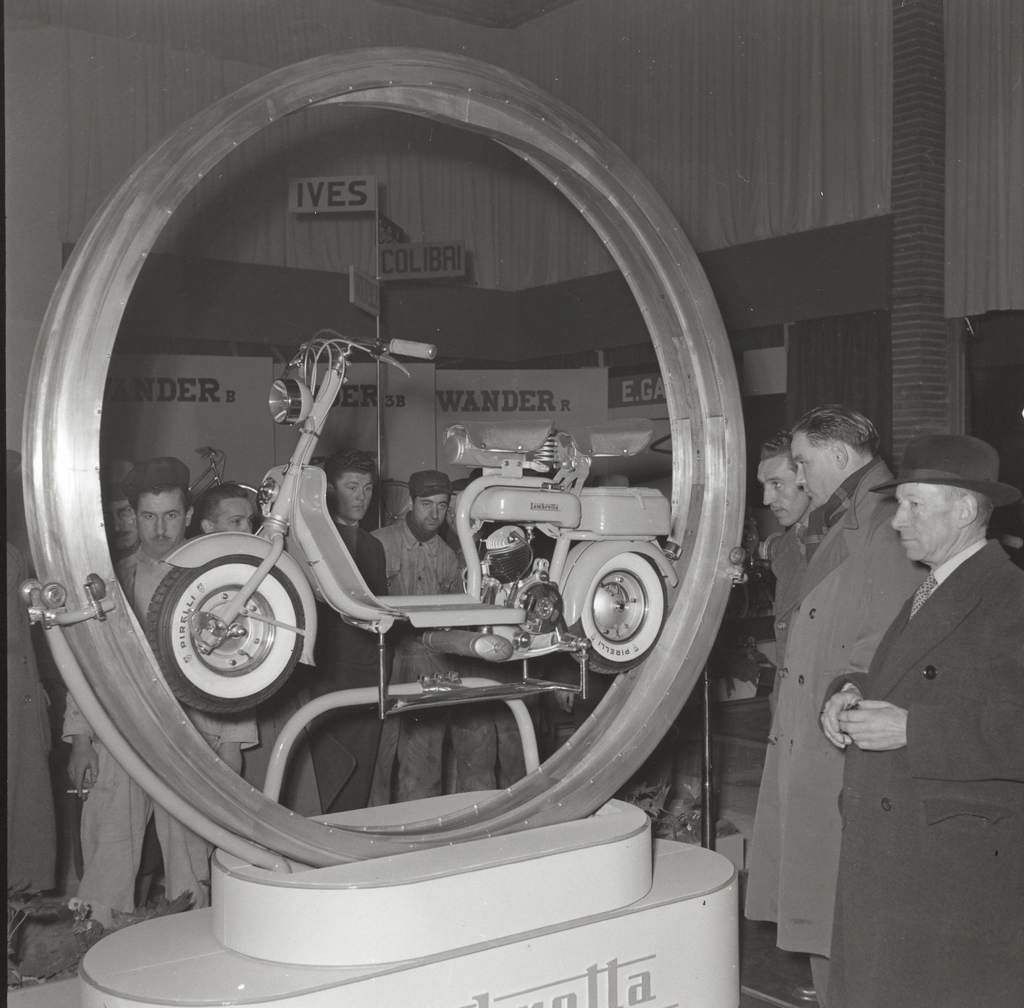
[701,662,715,850]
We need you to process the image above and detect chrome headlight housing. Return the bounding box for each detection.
[257,476,279,516]
[268,377,312,425]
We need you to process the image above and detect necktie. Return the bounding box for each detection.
[909,573,938,620]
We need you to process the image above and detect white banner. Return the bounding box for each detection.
[101,355,276,490]
[273,363,439,486]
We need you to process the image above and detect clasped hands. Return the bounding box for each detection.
[820,686,908,751]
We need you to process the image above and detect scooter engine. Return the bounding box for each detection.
[481,524,533,583]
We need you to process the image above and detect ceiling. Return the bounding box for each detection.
[373,0,580,29]
[6,0,586,68]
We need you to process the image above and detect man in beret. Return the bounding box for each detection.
[821,434,1024,1007]
[369,469,501,804]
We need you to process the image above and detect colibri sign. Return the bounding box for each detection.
[379,241,466,281]
[288,176,377,214]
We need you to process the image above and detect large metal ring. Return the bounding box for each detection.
[24,48,743,865]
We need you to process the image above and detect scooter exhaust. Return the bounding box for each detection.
[421,629,514,662]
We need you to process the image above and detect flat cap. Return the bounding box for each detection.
[408,469,451,500]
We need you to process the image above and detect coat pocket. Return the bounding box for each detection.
[923,796,1010,826]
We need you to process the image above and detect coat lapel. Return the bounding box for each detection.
[796,458,892,602]
[872,543,1000,698]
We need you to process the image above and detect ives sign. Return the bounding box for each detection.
[288,175,377,213]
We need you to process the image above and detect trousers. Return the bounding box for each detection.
[76,744,210,920]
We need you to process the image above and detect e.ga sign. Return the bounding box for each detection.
[289,176,377,214]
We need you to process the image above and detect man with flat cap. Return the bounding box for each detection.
[369,469,499,803]
[821,434,1024,1008]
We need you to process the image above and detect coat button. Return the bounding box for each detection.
[922,665,938,680]
[778,666,788,678]
[808,608,817,618]
[797,674,805,685]
[776,619,787,632]
[881,797,893,811]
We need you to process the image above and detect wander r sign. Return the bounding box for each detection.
[379,241,466,281]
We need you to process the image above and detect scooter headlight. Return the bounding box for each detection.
[258,476,279,515]
[442,424,473,465]
[268,377,312,425]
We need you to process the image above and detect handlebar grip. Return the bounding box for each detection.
[387,338,437,361]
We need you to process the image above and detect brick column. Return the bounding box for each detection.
[889,0,952,462]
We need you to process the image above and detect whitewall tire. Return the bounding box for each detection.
[146,555,304,714]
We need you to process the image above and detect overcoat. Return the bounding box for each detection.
[767,521,806,669]
[6,542,57,892]
[829,541,1024,1008]
[745,457,923,956]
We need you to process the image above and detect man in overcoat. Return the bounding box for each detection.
[745,406,923,1003]
[821,434,1024,1008]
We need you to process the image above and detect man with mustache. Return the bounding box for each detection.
[65,458,226,926]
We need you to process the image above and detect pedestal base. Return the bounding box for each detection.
[79,798,738,1008]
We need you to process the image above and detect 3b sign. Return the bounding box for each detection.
[289,176,377,214]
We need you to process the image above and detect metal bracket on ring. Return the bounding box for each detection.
[727,547,749,586]
[20,575,117,629]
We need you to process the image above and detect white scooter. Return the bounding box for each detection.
[145,332,678,717]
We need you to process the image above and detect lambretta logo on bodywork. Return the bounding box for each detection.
[457,955,670,1008]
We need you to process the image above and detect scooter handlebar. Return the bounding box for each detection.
[387,338,437,361]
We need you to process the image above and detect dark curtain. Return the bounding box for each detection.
[786,310,892,464]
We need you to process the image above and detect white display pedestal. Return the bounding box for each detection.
[78,796,738,1008]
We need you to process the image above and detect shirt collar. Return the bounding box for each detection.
[931,538,987,586]
[398,515,440,551]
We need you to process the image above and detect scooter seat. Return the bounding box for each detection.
[578,421,654,458]
[444,419,555,462]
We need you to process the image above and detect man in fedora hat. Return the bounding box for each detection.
[821,434,1024,1008]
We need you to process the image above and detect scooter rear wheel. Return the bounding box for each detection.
[146,555,305,714]
[570,552,667,674]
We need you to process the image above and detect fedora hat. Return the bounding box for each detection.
[872,434,1021,507]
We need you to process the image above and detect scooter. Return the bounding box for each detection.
[145,332,678,717]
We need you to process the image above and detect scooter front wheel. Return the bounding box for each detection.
[571,552,667,674]
[146,555,305,714]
